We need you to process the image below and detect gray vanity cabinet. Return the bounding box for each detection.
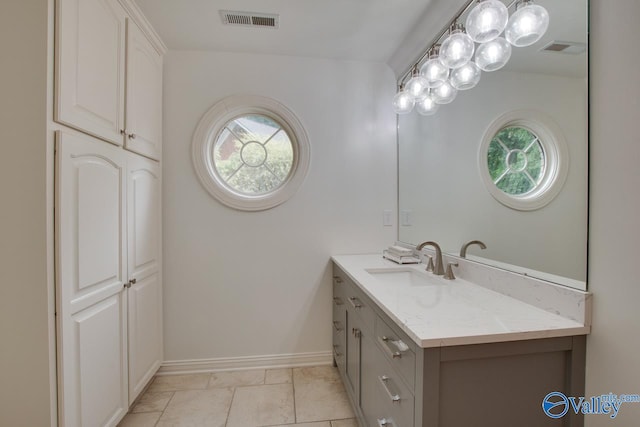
[332,263,587,427]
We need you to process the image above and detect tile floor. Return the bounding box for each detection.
[117,366,358,427]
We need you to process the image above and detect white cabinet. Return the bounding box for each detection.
[126,154,163,402]
[125,20,163,160]
[56,130,163,425]
[56,131,129,427]
[55,0,127,146]
[56,0,164,160]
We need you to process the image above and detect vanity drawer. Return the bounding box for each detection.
[375,316,416,391]
[364,338,415,427]
[334,267,375,333]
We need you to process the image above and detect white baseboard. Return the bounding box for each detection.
[157,351,333,376]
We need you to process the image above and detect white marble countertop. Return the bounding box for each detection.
[332,254,590,348]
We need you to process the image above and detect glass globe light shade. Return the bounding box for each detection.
[450,61,481,90]
[406,73,428,99]
[505,1,549,47]
[392,89,415,114]
[419,49,449,88]
[415,94,439,116]
[475,37,512,71]
[432,81,457,104]
[439,26,475,69]
[466,0,509,43]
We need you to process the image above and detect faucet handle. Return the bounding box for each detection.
[444,262,459,280]
[424,255,434,273]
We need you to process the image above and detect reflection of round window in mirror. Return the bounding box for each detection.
[479,110,568,211]
[192,95,310,211]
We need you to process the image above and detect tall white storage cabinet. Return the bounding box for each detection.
[56,0,163,160]
[56,133,130,427]
[126,153,163,402]
[54,0,165,425]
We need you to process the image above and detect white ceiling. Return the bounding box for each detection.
[133,0,436,63]
[134,0,587,79]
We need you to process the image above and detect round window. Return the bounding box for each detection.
[479,110,568,211]
[192,96,310,211]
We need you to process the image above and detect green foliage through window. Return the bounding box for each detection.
[487,126,545,195]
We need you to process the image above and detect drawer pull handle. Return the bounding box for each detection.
[333,297,344,306]
[378,375,401,403]
[379,336,405,359]
[348,296,363,309]
[377,418,396,427]
[352,328,361,338]
[333,276,343,283]
[333,321,343,332]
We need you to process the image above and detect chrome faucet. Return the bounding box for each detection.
[459,240,487,258]
[416,241,444,275]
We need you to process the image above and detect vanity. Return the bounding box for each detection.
[332,254,591,427]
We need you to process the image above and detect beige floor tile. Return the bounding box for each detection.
[226,383,295,427]
[131,391,174,413]
[147,373,210,392]
[293,365,341,385]
[208,369,265,388]
[155,388,234,427]
[331,419,359,427]
[265,368,293,384]
[117,412,162,427]
[293,366,354,423]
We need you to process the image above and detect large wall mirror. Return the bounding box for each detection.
[398,0,588,290]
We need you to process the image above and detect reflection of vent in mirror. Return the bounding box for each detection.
[541,41,586,54]
[220,10,279,28]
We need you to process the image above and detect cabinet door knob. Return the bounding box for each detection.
[128,133,136,139]
[130,278,137,285]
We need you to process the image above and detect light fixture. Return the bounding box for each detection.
[475,37,512,71]
[405,66,429,99]
[439,23,475,69]
[450,61,481,90]
[419,46,449,88]
[505,0,549,47]
[415,92,440,116]
[466,0,509,43]
[392,84,415,114]
[432,81,457,104]
[393,0,550,115]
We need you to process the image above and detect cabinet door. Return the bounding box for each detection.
[345,310,362,405]
[55,0,127,145]
[56,131,128,427]
[125,20,163,160]
[126,153,163,403]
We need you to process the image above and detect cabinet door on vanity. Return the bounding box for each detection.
[56,131,129,427]
[124,20,163,160]
[126,153,163,403]
[55,0,127,145]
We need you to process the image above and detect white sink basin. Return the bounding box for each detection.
[365,267,442,287]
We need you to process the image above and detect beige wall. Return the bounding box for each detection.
[0,0,55,426]
[585,0,640,424]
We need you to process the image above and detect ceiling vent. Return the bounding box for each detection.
[220,10,279,29]
[540,41,587,55]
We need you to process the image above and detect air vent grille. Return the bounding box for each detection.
[220,10,279,29]
[541,41,587,55]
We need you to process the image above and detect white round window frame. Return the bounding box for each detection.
[192,95,310,211]
[478,110,569,211]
